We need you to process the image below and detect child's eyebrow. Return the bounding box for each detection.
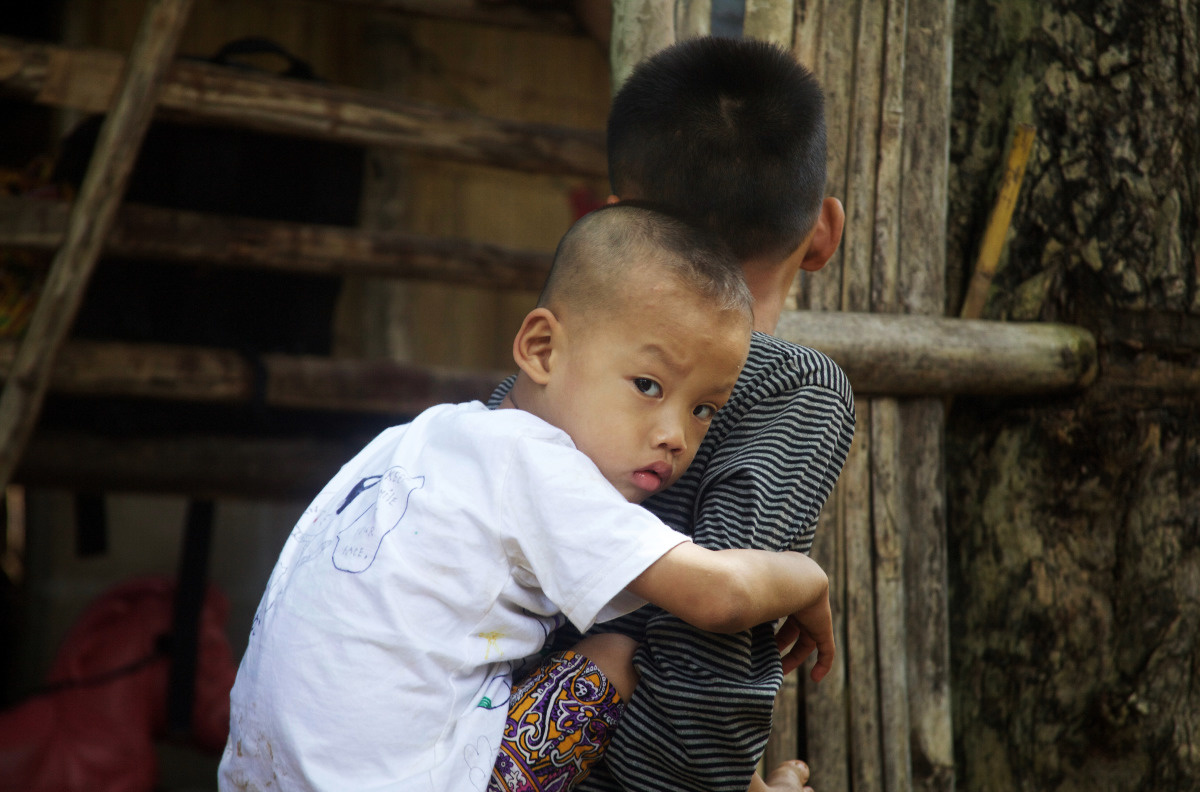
[638,343,684,374]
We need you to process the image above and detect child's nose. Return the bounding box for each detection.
[652,415,686,454]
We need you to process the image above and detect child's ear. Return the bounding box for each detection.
[798,197,846,273]
[512,307,559,385]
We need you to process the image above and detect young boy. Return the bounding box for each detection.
[491,38,855,792]
[217,204,836,792]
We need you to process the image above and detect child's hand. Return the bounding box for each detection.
[775,592,835,680]
[748,760,815,792]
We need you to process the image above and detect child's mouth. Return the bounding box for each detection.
[631,462,672,493]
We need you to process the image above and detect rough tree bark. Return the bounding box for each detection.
[946,0,1199,790]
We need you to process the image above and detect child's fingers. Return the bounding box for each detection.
[809,632,836,682]
[780,632,816,675]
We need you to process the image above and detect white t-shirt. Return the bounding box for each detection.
[218,402,690,792]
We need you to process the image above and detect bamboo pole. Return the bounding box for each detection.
[0,196,553,291]
[0,0,195,492]
[0,36,607,178]
[960,123,1037,320]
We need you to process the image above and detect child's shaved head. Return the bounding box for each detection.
[538,203,753,327]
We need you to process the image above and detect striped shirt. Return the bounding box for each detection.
[491,331,855,791]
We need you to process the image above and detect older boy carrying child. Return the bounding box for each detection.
[491,37,855,792]
[218,204,835,792]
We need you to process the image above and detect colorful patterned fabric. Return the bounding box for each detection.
[489,651,623,792]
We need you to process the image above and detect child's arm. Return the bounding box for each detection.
[626,543,834,680]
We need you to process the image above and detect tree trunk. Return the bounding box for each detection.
[947,0,1200,789]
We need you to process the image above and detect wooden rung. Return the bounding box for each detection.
[775,311,1097,396]
[326,0,583,33]
[0,195,552,291]
[0,340,509,415]
[0,34,606,178]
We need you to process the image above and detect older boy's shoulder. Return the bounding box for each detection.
[743,331,853,402]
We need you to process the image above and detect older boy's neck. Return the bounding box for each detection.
[741,262,792,335]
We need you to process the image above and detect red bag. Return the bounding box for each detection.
[0,577,236,792]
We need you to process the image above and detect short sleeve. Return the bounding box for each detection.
[496,431,689,633]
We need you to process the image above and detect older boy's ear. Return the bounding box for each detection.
[799,197,846,273]
[512,307,559,384]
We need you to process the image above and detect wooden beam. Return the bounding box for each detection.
[16,431,364,500]
[10,355,1180,500]
[0,341,508,414]
[775,311,1098,396]
[0,195,552,291]
[0,35,607,178]
[0,315,1095,418]
[321,0,584,33]
[0,0,195,491]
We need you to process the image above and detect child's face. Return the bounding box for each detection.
[546,274,750,503]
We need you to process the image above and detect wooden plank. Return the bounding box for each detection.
[842,406,882,792]
[870,1,913,789]
[0,35,607,178]
[744,0,795,48]
[323,0,583,33]
[16,432,365,500]
[898,1,956,790]
[0,195,553,291]
[0,341,508,414]
[796,4,854,789]
[0,0,195,492]
[803,480,850,791]
[870,400,913,792]
[610,0,677,90]
[766,670,802,768]
[836,4,889,781]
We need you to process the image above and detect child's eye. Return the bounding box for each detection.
[693,403,718,421]
[634,378,663,397]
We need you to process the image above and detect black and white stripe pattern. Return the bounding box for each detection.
[491,331,855,792]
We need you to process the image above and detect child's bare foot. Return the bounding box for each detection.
[754,759,814,792]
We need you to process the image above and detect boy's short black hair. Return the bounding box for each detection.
[607,36,827,263]
[539,202,753,324]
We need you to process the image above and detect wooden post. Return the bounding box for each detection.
[0,0,194,491]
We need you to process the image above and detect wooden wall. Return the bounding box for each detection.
[8,3,610,788]
[339,13,610,367]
